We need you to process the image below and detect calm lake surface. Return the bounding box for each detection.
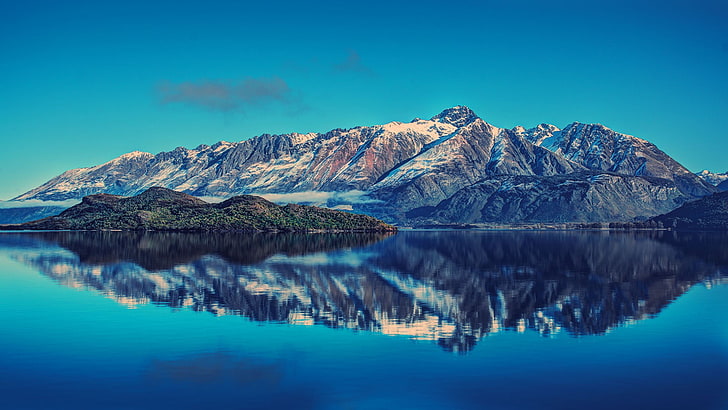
[1,230,727,409]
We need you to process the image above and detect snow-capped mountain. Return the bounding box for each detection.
[696,170,728,189]
[12,106,716,224]
[515,121,713,196]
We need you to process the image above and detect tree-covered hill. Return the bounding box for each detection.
[1,187,396,232]
[649,191,728,230]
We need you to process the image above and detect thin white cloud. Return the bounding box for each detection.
[255,190,382,206]
[0,199,80,209]
[194,196,226,204]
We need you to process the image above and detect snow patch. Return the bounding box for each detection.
[289,132,318,145]
[117,151,154,160]
[588,174,613,183]
[497,180,537,192]
[539,131,564,151]
[380,120,456,139]
[490,131,507,165]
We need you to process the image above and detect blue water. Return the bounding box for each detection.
[0,231,726,409]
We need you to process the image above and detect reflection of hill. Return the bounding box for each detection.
[2,231,392,270]
[650,231,728,266]
[5,231,727,353]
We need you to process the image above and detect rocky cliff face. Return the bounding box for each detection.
[12,107,716,224]
[416,172,685,224]
[517,122,714,196]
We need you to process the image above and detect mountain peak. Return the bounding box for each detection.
[431,106,479,127]
[696,170,728,187]
[119,151,154,159]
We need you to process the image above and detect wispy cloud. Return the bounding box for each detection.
[255,190,382,206]
[157,77,296,112]
[193,196,226,204]
[333,51,376,77]
[185,191,382,208]
[0,199,80,209]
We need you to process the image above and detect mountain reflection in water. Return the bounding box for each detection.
[2,230,726,352]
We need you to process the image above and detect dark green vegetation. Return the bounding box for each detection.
[605,191,728,231]
[0,231,393,270]
[0,187,396,232]
[648,191,728,230]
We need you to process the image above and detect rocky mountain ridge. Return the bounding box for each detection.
[11,106,716,224]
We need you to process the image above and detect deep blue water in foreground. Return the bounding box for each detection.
[0,230,727,410]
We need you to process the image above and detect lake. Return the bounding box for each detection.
[0,230,727,409]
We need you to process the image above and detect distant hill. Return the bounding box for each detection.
[0,206,67,224]
[649,191,728,230]
[0,187,396,232]
[718,180,728,192]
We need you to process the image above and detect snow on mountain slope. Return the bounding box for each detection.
[512,123,561,149]
[696,170,728,186]
[16,150,157,201]
[518,122,714,197]
[15,118,460,202]
[372,119,494,190]
[370,118,584,212]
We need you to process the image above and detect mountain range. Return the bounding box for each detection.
[10,106,718,224]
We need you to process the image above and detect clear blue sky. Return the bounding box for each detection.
[1,0,726,200]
